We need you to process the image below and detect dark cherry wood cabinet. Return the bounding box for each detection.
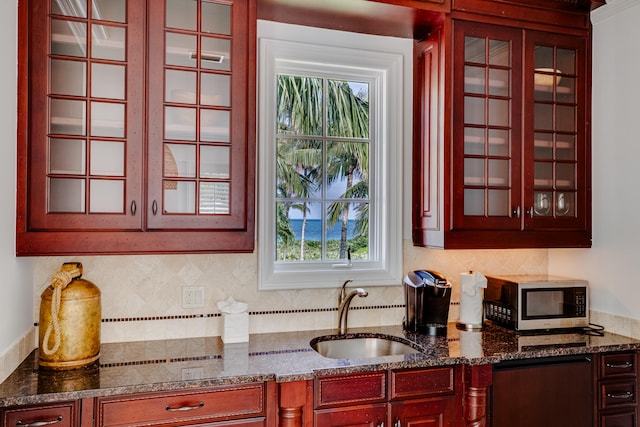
[389,367,457,427]
[313,370,388,426]
[413,0,595,249]
[491,355,594,427]
[1,400,80,427]
[96,382,273,427]
[595,352,638,427]
[312,367,459,427]
[17,0,256,255]
[314,404,387,427]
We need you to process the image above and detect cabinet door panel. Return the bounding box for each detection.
[28,0,144,231]
[599,411,636,427]
[147,0,249,230]
[314,404,386,427]
[389,398,454,427]
[523,31,588,232]
[452,21,522,231]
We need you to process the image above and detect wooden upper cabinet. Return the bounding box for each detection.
[17,0,256,255]
[413,4,593,249]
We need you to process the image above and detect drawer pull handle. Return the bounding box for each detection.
[165,402,205,412]
[606,362,633,369]
[16,416,63,426]
[607,391,634,400]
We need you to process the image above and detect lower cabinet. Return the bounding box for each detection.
[596,352,638,427]
[1,400,80,427]
[314,404,387,426]
[96,382,272,427]
[313,367,458,427]
[389,399,454,427]
[491,355,594,427]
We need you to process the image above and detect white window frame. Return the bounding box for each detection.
[257,21,409,290]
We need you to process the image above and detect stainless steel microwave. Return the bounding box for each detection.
[484,275,589,331]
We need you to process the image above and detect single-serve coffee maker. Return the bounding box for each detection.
[404,270,452,336]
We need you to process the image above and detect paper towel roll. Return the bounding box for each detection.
[458,271,487,328]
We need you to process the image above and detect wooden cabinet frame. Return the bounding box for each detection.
[413,2,594,249]
[16,0,256,255]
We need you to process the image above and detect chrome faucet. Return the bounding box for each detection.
[337,280,368,335]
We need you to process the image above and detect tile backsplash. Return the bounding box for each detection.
[31,241,549,343]
[0,242,634,382]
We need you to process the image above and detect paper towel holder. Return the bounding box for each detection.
[456,270,486,332]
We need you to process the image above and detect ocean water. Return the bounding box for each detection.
[289,219,357,241]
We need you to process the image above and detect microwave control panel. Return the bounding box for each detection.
[484,300,516,329]
[575,288,587,317]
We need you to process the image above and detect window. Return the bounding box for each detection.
[258,21,409,290]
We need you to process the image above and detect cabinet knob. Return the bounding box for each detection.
[130,200,137,216]
[512,206,521,218]
[152,200,158,216]
[16,416,63,426]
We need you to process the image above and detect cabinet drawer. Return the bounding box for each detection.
[3,402,77,427]
[390,367,455,400]
[98,384,266,427]
[314,371,387,409]
[600,352,637,379]
[599,380,637,410]
[599,410,637,427]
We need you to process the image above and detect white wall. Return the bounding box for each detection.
[0,0,34,359]
[549,0,640,322]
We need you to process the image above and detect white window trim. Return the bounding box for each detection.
[257,21,409,290]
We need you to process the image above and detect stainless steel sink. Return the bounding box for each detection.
[310,335,420,359]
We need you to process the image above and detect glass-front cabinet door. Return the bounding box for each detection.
[28,0,144,230]
[451,22,589,241]
[19,0,255,254]
[453,21,522,231]
[524,31,588,231]
[147,0,249,229]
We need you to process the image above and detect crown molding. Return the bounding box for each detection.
[591,0,639,24]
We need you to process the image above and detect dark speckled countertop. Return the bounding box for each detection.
[2,323,639,407]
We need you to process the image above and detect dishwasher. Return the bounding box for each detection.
[491,354,594,427]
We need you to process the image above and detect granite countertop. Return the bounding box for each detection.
[2,323,640,407]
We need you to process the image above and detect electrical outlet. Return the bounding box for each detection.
[182,286,205,308]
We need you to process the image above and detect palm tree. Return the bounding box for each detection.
[325,80,369,259]
[276,75,369,261]
[276,76,322,259]
[275,139,318,260]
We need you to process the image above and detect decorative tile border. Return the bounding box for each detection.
[99,348,316,369]
[34,304,411,325]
